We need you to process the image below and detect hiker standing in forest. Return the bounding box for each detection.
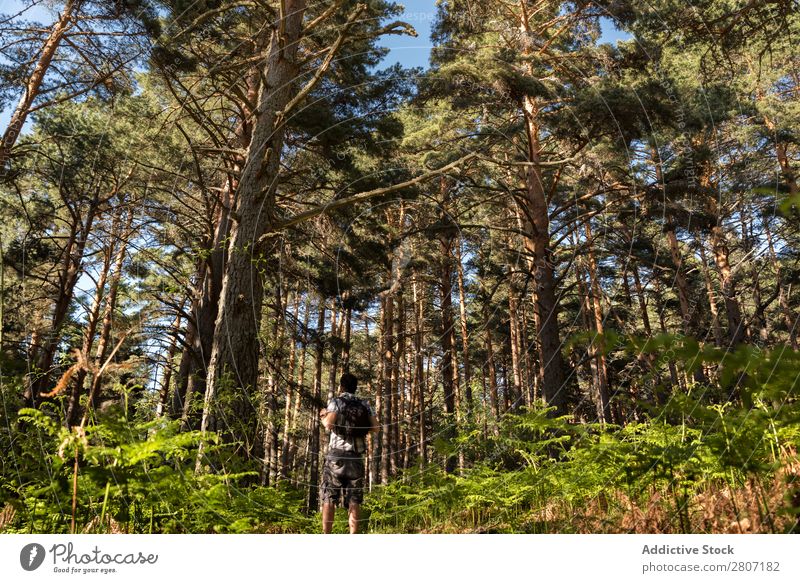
[319,373,379,534]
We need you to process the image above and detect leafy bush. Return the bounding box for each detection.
[367,341,800,533]
[0,406,312,534]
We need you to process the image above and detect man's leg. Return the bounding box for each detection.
[348,503,360,534]
[345,454,365,534]
[320,455,340,534]
[322,502,336,534]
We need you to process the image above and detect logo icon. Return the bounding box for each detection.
[20,543,46,571]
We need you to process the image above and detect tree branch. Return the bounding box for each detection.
[259,152,479,243]
[279,3,367,120]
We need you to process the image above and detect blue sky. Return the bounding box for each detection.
[0,0,632,131]
[380,0,632,68]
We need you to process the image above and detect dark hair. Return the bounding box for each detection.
[340,372,358,394]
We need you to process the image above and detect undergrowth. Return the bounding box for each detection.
[1,341,798,533]
[365,342,800,533]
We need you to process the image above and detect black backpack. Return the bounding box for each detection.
[334,395,372,441]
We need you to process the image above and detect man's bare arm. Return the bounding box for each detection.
[320,409,337,431]
[369,415,379,433]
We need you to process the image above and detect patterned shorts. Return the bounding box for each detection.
[321,450,365,507]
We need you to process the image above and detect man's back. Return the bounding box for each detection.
[326,393,375,454]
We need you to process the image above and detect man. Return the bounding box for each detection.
[319,372,379,534]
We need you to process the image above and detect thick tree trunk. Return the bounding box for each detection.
[201,1,307,456]
[181,176,237,429]
[178,60,256,427]
[520,96,568,414]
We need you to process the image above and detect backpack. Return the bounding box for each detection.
[333,395,372,442]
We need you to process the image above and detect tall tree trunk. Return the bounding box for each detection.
[307,300,325,513]
[507,279,523,411]
[652,144,693,336]
[520,301,536,406]
[364,312,379,488]
[86,206,131,411]
[700,156,747,347]
[710,223,747,346]
[157,310,184,418]
[342,300,352,372]
[179,60,256,427]
[741,213,767,342]
[666,227,693,333]
[201,1,307,456]
[665,227,706,384]
[327,306,340,401]
[412,266,427,468]
[380,294,394,483]
[632,263,653,337]
[30,195,99,404]
[455,237,472,416]
[438,232,458,474]
[478,264,501,425]
[279,288,302,479]
[697,238,724,347]
[520,95,568,415]
[289,291,311,483]
[66,211,120,426]
[181,175,237,429]
[393,290,405,473]
[260,284,287,486]
[654,277,681,396]
[576,262,600,416]
[584,221,612,424]
[172,317,196,419]
[765,220,799,349]
[0,0,79,166]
